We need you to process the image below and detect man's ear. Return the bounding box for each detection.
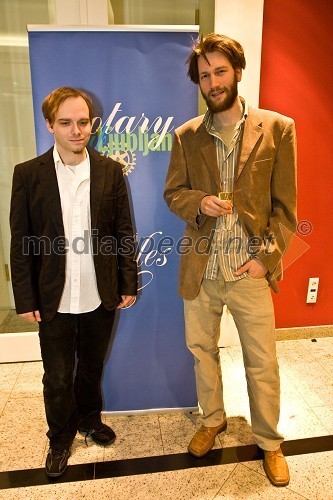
[46,120,54,134]
[235,68,242,82]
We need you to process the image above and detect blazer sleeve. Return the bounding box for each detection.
[10,165,39,313]
[258,118,297,275]
[164,129,208,229]
[113,167,138,296]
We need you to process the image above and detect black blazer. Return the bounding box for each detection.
[10,147,137,321]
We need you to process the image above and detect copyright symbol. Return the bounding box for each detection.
[297,220,312,235]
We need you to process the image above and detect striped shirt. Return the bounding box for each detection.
[203,104,250,281]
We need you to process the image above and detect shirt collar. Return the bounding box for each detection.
[53,146,90,180]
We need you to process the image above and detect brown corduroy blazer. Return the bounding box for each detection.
[164,104,297,299]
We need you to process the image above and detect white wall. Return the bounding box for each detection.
[214,0,264,107]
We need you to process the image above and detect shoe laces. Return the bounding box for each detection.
[51,447,66,458]
[82,426,103,446]
[81,424,107,446]
[83,429,94,446]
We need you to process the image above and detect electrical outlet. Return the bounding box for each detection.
[306,277,319,303]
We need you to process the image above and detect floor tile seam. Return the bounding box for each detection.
[212,462,238,499]
[299,345,323,363]
[239,461,311,499]
[0,365,25,418]
[317,361,333,376]
[6,395,44,400]
[291,386,333,408]
[219,348,235,364]
[278,360,328,376]
[309,339,333,346]
[41,440,49,469]
[311,408,333,435]
[300,347,332,364]
[297,362,333,381]
[277,340,316,352]
[7,364,25,402]
[0,397,9,419]
[157,414,166,455]
[279,370,331,393]
[280,374,309,402]
[298,393,331,416]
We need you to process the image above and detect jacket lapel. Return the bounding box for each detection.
[89,148,105,230]
[36,148,64,235]
[196,123,220,190]
[236,108,263,180]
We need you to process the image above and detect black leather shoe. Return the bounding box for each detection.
[45,447,70,477]
[79,423,116,445]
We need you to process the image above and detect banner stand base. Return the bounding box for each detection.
[102,407,199,416]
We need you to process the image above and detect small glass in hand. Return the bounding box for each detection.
[218,178,233,231]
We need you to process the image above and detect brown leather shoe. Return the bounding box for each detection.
[263,447,290,486]
[188,420,227,457]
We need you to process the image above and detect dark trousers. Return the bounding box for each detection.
[38,304,115,449]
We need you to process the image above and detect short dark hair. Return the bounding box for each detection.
[42,87,94,125]
[187,33,246,84]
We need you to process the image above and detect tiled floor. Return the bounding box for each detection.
[0,338,332,499]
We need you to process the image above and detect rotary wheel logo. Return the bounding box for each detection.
[105,149,136,176]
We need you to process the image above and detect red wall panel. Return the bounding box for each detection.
[260,0,333,327]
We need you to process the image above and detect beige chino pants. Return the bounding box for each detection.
[184,275,284,451]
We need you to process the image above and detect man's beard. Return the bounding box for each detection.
[200,75,238,113]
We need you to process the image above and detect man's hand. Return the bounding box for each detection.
[117,295,136,309]
[200,195,233,217]
[20,310,41,322]
[235,259,268,279]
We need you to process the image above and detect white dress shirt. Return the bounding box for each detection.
[54,147,101,313]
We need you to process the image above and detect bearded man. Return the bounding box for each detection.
[164,34,297,487]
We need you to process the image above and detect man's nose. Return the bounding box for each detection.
[210,74,219,88]
[72,123,81,135]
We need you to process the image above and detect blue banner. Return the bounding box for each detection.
[28,28,198,411]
